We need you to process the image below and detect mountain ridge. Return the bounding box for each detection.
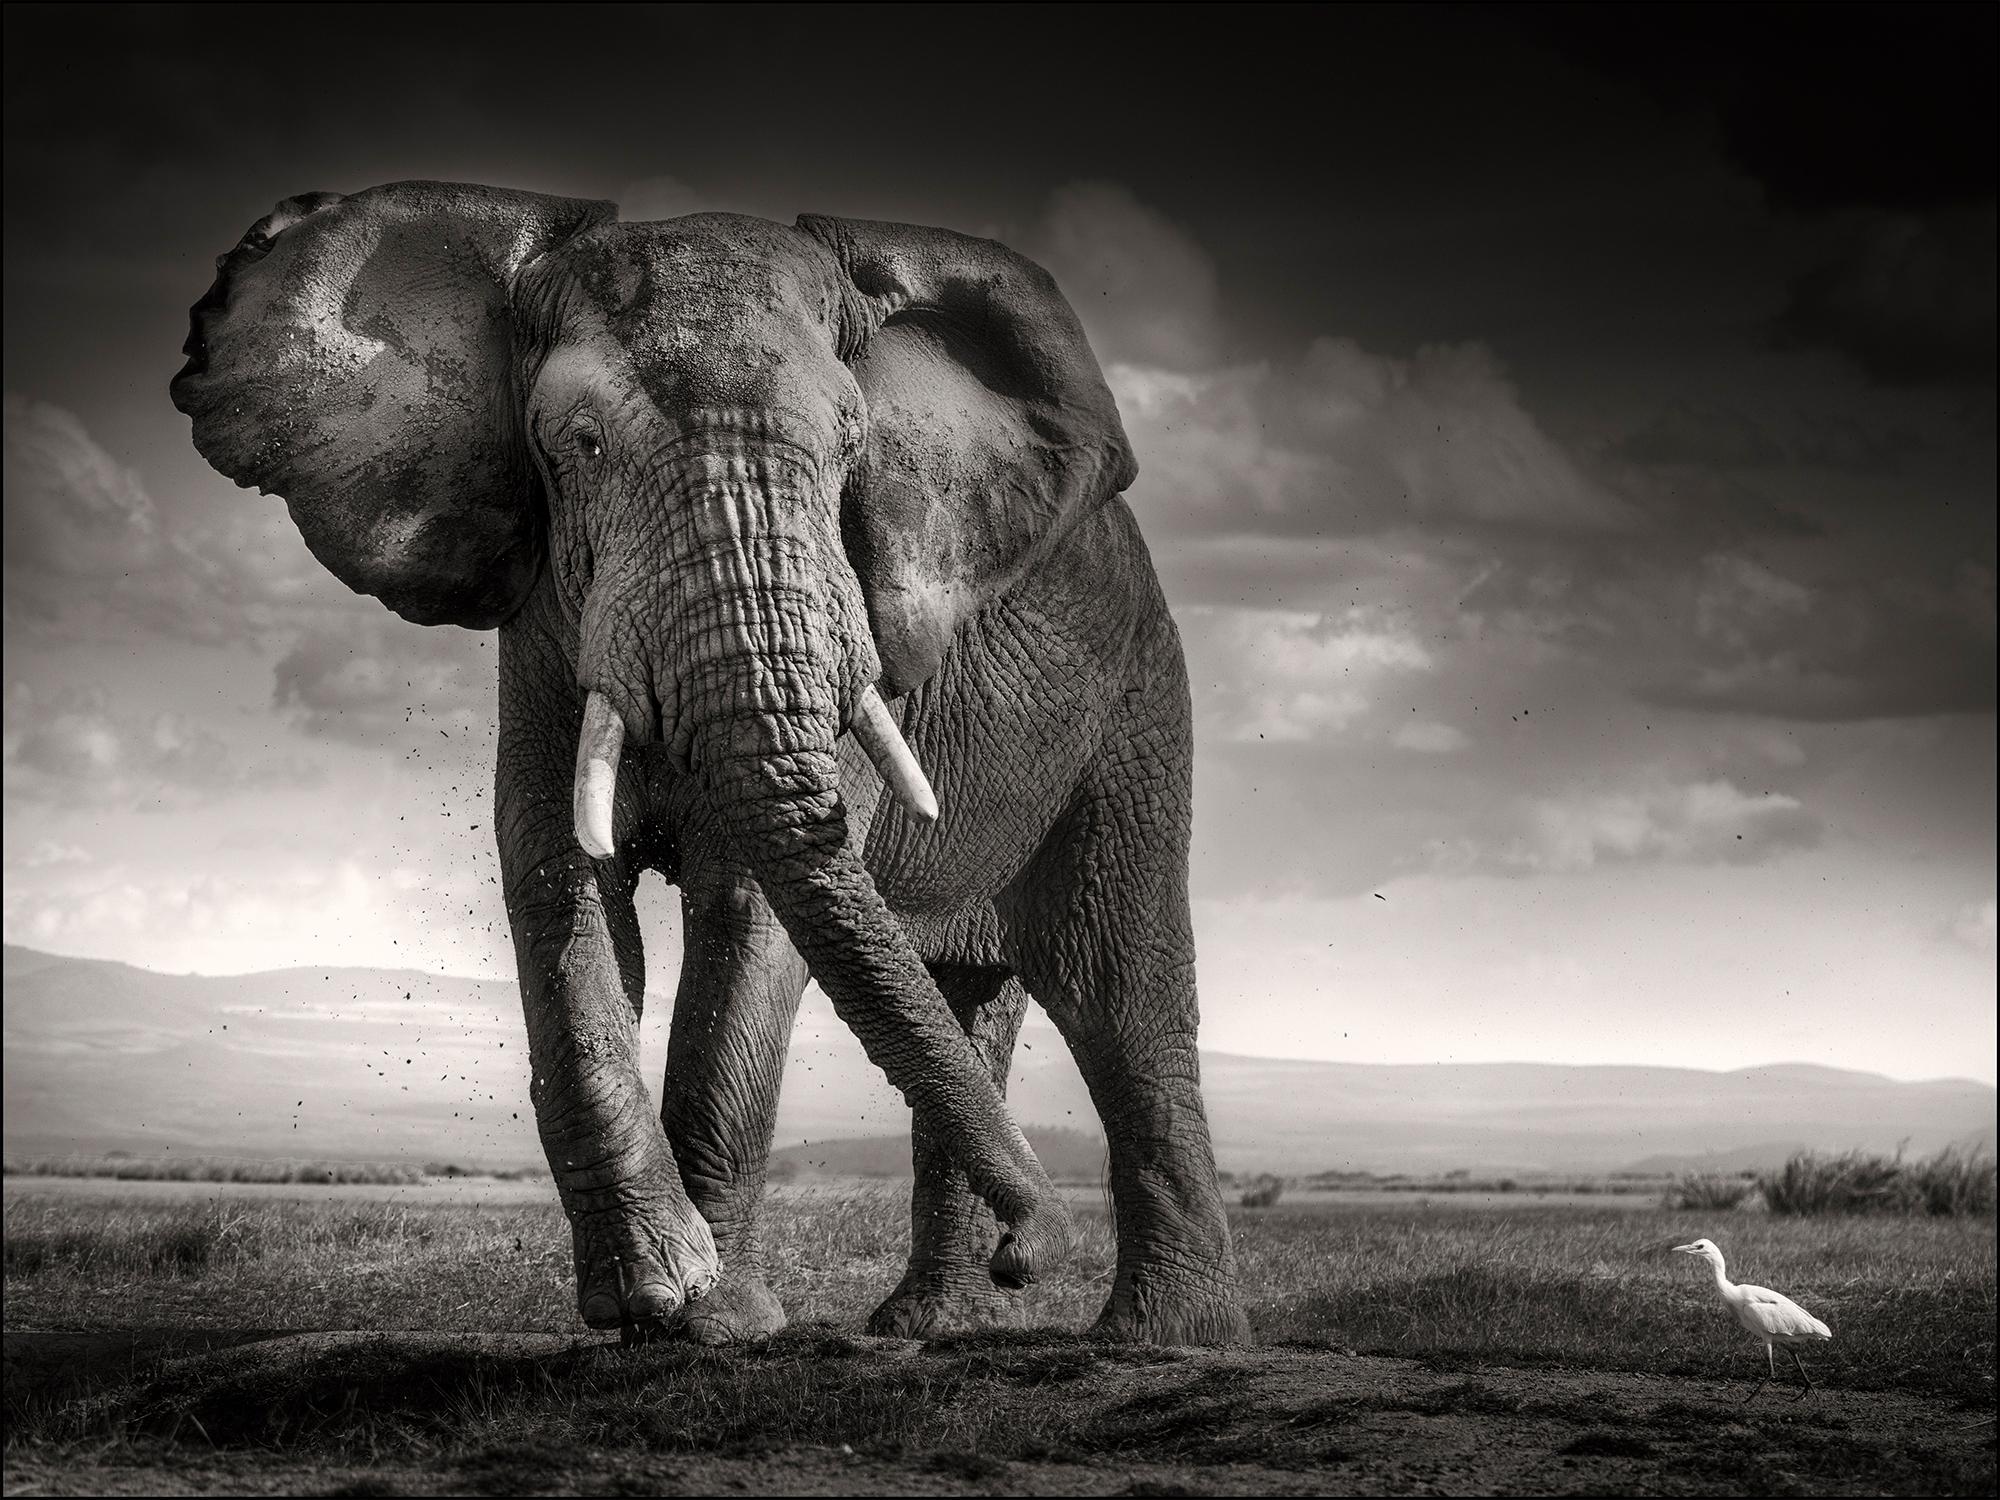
[5,946,1991,1174]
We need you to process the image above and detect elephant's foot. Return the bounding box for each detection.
[866,1271,1024,1338]
[571,1200,721,1331]
[987,1198,1075,1289]
[676,1269,788,1345]
[1092,1279,1250,1348]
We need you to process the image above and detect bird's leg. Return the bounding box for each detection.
[1742,1343,1773,1404]
[1788,1345,1814,1398]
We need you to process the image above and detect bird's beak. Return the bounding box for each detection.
[1670,1243,1697,1254]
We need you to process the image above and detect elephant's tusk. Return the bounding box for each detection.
[573,689,625,859]
[850,683,940,824]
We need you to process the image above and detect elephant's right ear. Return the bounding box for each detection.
[170,181,616,628]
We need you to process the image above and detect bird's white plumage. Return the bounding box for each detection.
[1731,1284,1833,1343]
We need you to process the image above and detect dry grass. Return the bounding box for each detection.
[2,1155,443,1185]
[1238,1200,1995,1400]
[5,1184,1992,1402]
[4,1183,1992,1493]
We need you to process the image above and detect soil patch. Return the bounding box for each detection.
[5,1328,1990,1495]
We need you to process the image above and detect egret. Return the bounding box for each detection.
[1672,1238,1832,1399]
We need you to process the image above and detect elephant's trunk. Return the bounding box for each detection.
[571,445,1067,1282]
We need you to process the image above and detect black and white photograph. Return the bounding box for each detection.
[3,3,1994,1494]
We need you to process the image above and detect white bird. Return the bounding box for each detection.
[1673,1237,1832,1399]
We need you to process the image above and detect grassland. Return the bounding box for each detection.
[4,1180,1994,1494]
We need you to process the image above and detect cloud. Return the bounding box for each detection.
[1392,721,1468,754]
[1609,399,1920,475]
[1948,898,1996,952]
[1031,182,1225,370]
[1775,208,1997,386]
[6,840,93,869]
[4,394,193,637]
[2,684,322,810]
[3,393,342,645]
[1434,777,1823,875]
[272,622,497,742]
[1043,183,1987,731]
[1114,338,1636,542]
[1185,605,1434,745]
[1627,554,1996,721]
[1020,186,1641,551]
[1,855,506,978]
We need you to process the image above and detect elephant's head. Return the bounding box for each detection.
[171,181,1133,1238]
[172,180,1133,817]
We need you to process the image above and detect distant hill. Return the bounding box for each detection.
[771,1127,1108,1182]
[1623,1142,1820,1175]
[4,946,1992,1175]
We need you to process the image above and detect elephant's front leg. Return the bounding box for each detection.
[868,966,1030,1337]
[659,874,809,1344]
[498,645,719,1334]
[504,842,718,1330]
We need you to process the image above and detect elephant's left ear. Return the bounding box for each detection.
[797,215,1137,695]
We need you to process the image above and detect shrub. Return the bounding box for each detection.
[1762,1150,1918,1216]
[1664,1173,1757,1211]
[1757,1146,1995,1217]
[1908,1146,1997,1217]
[1239,1174,1286,1208]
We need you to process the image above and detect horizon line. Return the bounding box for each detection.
[9,941,1993,1091]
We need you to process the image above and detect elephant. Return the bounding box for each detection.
[171,180,1247,1347]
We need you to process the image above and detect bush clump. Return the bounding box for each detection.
[1908,1146,1997,1217]
[1664,1173,1758,1211]
[1760,1146,1995,1217]
[1239,1174,1286,1208]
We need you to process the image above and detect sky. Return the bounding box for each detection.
[3,4,1994,1083]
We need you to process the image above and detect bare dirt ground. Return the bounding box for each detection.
[5,1326,1991,1496]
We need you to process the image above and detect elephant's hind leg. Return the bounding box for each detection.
[1009,771,1248,1346]
[867,965,1031,1338]
[659,874,809,1344]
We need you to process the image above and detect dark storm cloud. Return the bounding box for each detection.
[1608,399,1922,477]
[1628,559,1998,722]
[1053,189,1643,543]
[1519,3,1995,215]
[1774,208,1997,386]
[1519,4,1995,387]
[4,4,1990,820]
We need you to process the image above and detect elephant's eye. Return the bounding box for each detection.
[573,430,604,464]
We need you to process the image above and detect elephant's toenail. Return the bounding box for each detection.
[626,1281,684,1319]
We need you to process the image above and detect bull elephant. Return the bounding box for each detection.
[171,180,1246,1347]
